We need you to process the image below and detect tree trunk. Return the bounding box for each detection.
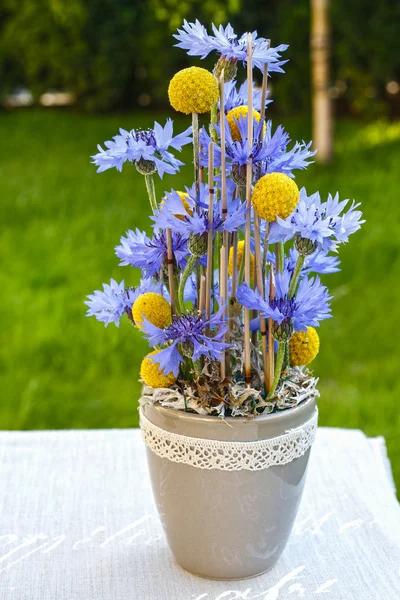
[311,0,332,162]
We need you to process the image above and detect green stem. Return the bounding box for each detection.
[288,254,305,297]
[283,341,290,369]
[210,102,218,143]
[144,174,158,214]
[237,251,245,287]
[277,241,285,274]
[267,342,285,398]
[172,274,180,316]
[261,223,270,299]
[178,254,197,314]
[238,185,246,202]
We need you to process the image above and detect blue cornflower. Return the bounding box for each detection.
[275,188,365,253]
[91,119,192,178]
[115,228,189,276]
[85,278,161,327]
[141,304,230,376]
[288,247,341,275]
[174,21,288,73]
[222,80,272,113]
[152,182,248,238]
[237,268,331,337]
[261,121,316,176]
[200,116,314,183]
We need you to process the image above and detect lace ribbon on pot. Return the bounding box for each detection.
[140,407,318,471]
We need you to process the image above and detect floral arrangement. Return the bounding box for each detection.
[86,22,364,418]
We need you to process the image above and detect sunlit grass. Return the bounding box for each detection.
[0,109,399,490]
[336,119,400,152]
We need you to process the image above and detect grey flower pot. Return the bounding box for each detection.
[141,396,316,580]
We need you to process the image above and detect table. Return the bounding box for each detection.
[0,427,399,599]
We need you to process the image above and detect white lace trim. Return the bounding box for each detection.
[140,407,318,471]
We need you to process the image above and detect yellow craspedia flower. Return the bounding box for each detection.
[252,172,300,222]
[132,293,171,330]
[141,350,176,388]
[168,67,219,115]
[289,327,320,367]
[177,191,192,215]
[226,106,262,142]
[161,191,193,220]
[228,241,255,280]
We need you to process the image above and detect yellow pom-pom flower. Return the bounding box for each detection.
[168,67,219,115]
[228,241,255,280]
[161,191,192,220]
[177,191,192,216]
[252,172,300,222]
[289,327,320,366]
[226,106,262,142]
[132,293,171,330]
[141,350,176,388]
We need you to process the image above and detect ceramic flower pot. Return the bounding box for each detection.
[140,396,317,580]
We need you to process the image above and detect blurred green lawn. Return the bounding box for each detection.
[1,109,399,487]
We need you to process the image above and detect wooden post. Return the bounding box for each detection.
[219,69,230,378]
[205,143,214,322]
[166,228,176,316]
[311,0,332,162]
[243,34,254,387]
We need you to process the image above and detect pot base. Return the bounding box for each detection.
[176,559,276,581]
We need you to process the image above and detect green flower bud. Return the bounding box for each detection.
[295,235,318,257]
[272,320,294,343]
[136,158,157,175]
[189,233,208,257]
[213,56,238,82]
[231,164,247,186]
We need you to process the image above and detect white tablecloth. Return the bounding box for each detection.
[0,427,399,599]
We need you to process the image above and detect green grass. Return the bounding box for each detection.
[1,109,399,487]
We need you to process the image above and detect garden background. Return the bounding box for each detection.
[1,1,400,485]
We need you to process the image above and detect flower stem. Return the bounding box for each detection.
[277,241,284,273]
[237,250,246,287]
[288,254,305,297]
[178,254,197,314]
[283,341,290,369]
[144,174,158,214]
[267,342,285,398]
[210,102,218,143]
[213,231,222,311]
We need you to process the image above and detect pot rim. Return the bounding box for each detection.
[142,394,316,429]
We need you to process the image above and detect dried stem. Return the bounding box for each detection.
[254,213,268,392]
[230,231,239,299]
[166,228,176,316]
[205,142,215,321]
[243,33,254,386]
[259,47,270,122]
[192,112,200,195]
[199,275,206,314]
[219,245,227,380]
[219,69,230,377]
[267,264,276,392]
